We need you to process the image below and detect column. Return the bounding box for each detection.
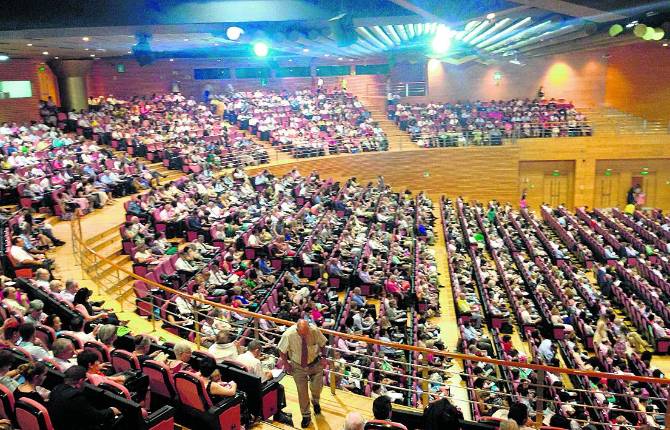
[48,60,93,112]
[573,157,596,209]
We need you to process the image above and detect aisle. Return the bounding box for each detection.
[428,195,471,420]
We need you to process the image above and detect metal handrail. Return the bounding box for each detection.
[69,213,670,388]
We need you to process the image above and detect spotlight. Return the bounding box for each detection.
[643,26,656,40]
[0,54,8,61]
[608,24,623,37]
[253,42,269,57]
[226,26,244,41]
[652,28,665,40]
[633,23,647,37]
[431,25,452,54]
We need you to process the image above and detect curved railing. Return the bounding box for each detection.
[70,211,670,427]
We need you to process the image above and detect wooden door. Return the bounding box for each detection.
[543,175,569,207]
[595,174,619,209]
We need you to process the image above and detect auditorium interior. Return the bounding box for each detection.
[2,0,670,429]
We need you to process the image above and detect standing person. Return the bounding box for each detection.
[519,190,528,209]
[278,319,328,428]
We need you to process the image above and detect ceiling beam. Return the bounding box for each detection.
[510,0,626,23]
[386,0,443,23]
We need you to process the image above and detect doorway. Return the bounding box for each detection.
[543,175,569,207]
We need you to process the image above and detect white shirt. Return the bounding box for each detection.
[236,351,266,382]
[9,245,34,264]
[208,342,239,363]
[175,257,196,272]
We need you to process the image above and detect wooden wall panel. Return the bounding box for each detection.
[249,146,520,204]
[406,49,608,108]
[605,43,670,122]
[0,60,55,123]
[87,58,385,99]
[519,161,575,209]
[595,159,670,210]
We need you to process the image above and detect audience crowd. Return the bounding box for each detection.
[391,98,591,147]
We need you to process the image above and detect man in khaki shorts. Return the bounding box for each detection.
[278,319,328,428]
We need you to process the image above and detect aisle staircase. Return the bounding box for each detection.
[577,106,668,135]
[359,96,414,152]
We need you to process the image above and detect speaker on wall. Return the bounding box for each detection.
[329,13,357,47]
[132,33,155,67]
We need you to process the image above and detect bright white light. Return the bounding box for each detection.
[42,51,49,55]
[0,55,9,61]
[169,58,174,62]
[26,43,33,46]
[431,25,452,54]
[338,57,343,60]
[486,13,496,20]
[626,20,638,28]
[90,54,95,57]
[253,42,269,57]
[303,48,309,52]
[324,54,330,57]
[226,27,243,41]
[82,36,90,41]
[183,38,189,41]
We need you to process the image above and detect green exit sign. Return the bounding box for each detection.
[38,66,46,72]
[641,170,649,176]
[552,170,560,176]
[116,64,126,73]
[604,170,612,176]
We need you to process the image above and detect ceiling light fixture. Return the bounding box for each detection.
[253,41,269,57]
[338,57,343,60]
[42,51,49,55]
[54,56,59,59]
[431,25,452,54]
[82,36,90,41]
[169,58,174,62]
[226,26,244,41]
[90,54,95,57]
[183,38,189,41]
[26,43,33,47]
[303,48,309,52]
[0,54,9,61]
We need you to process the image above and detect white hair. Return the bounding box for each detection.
[343,412,365,430]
